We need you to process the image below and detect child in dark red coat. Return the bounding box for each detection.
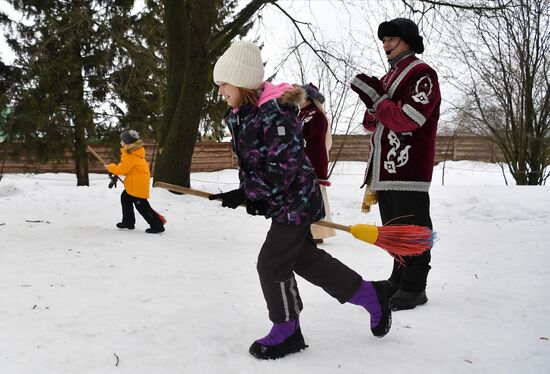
[298,83,336,244]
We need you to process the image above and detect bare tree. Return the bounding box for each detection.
[156,0,515,187]
[283,34,366,178]
[447,0,550,185]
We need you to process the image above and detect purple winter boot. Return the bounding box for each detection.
[348,280,392,337]
[249,319,307,359]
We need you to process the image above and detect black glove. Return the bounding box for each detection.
[208,188,246,209]
[108,173,118,189]
[246,200,268,216]
[350,74,387,111]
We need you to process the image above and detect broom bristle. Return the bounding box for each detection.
[374,225,435,265]
[152,209,167,224]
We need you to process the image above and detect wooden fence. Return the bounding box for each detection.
[0,135,503,174]
[329,134,504,164]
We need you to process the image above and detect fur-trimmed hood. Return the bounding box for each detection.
[257,81,306,109]
[124,139,145,155]
[279,85,306,107]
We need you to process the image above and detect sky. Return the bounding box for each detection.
[1,160,549,373]
[0,0,16,64]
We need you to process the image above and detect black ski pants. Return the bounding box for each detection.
[377,190,433,292]
[257,221,362,323]
[120,190,163,228]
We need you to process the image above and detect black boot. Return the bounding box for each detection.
[249,328,308,360]
[386,280,399,296]
[116,222,135,230]
[145,226,165,234]
[370,281,392,337]
[391,289,428,311]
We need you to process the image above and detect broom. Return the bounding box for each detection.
[87,145,167,224]
[154,181,434,262]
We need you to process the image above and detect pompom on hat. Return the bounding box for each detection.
[120,129,139,144]
[302,83,325,104]
[213,41,264,90]
[378,18,424,54]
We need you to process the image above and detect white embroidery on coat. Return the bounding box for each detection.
[396,145,412,167]
[302,114,313,123]
[411,75,433,104]
[384,130,412,174]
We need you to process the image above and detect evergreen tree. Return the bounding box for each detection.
[0,0,166,185]
[155,0,270,187]
[110,0,166,142]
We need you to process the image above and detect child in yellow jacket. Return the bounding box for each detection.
[106,130,165,233]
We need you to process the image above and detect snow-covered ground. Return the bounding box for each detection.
[1,161,549,374]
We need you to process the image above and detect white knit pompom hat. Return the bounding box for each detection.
[213,41,264,90]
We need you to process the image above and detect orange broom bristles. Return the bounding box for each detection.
[374,225,436,265]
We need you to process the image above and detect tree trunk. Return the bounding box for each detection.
[74,125,89,186]
[154,0,218,187]
[71,27,91,186]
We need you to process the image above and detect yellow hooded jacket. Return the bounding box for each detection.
[107,140,151,199]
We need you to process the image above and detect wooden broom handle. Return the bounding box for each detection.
[87,145,108,165]
[154,181,352,233]
[155,182,212,199]
[313,219,351,232]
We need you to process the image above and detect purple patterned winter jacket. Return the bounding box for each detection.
[224,83,324,225]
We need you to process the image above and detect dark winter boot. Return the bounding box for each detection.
[145,226,165,234]
[386,279,399,296]
[249,320,307,360]
[347,280,392,338]
[391,289,427,311]
[116,222,135,230]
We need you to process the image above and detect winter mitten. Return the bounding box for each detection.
[208,188,245,209]
[246,200,268,216]
[350,74,387,111]
[108,173,118,188]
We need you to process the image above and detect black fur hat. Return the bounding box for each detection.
[378,18,424,54]
[302,83,325,104]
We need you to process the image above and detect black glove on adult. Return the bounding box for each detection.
[208,188,246,209]
[246,200,268,216]
[350,74,387,111]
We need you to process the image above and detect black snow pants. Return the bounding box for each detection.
[120,190,163,229]
[257,221,362,323]
[377,190,433,292]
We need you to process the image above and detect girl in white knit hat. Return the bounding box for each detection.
[208,41,392,360]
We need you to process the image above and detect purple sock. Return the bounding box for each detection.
[256,319,299,346]
[348,280,382,328]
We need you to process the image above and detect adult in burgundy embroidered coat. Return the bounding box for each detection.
[298,83,336,243]
[350,18,440,311]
